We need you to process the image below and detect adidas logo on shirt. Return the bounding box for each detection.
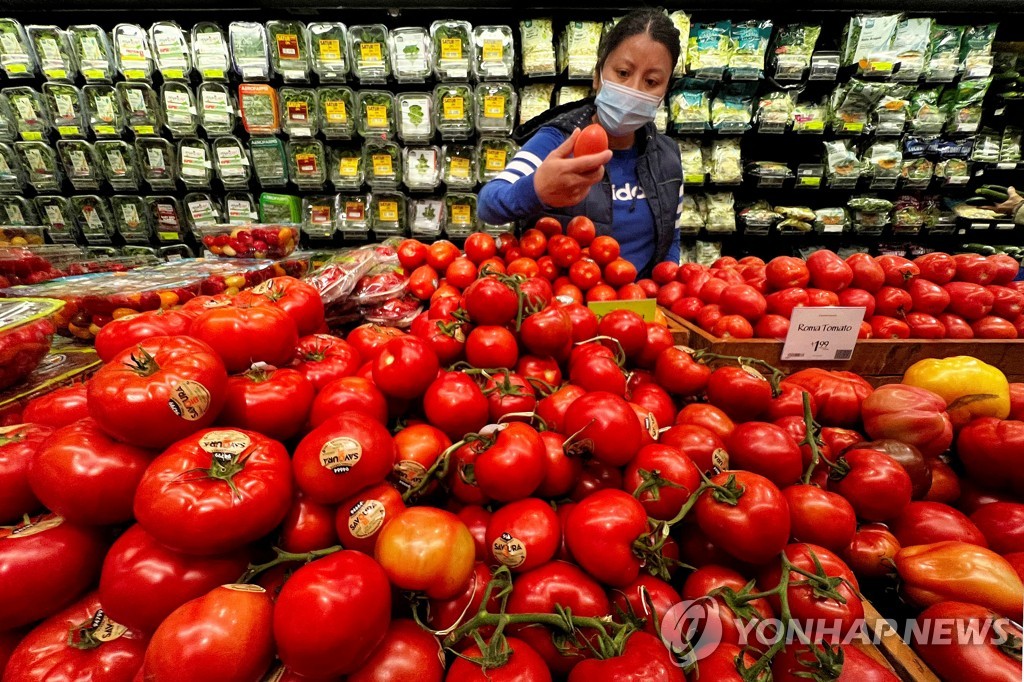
[612,182,647,202]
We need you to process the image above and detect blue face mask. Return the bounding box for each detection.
[595,78,663,137]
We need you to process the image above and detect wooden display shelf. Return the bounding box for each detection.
[661,309,1024,385]
[858,602,941,682]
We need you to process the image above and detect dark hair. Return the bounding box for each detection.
[595,9,681,75]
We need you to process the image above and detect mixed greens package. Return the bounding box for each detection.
[42,82,86,137]
[113,24,154,81]
[473,25,514,80]
[319,86,356,139]
[688,21,731,74]
[288,139,327,189]
[56,139,100,190]
[712,83,756,132]
[308,22,348,81]
[249,136,288,187]
[729,20,772,78]
[84,84,124,137]
[229,21,270,81]
[192,22,230,81]
[161,82,198,137]
[280,87,319,137]
[96,139,141,191]
[117,81,162,136]
[390,27,432,82]
[197,82,235,135]
[135,137,175,189]
[150,21,192,80]
[520,19,556,77]
[434,83,474,139]
[27,25,76,81]
[364,139,402,189]
[772,24,821,79]
[267,20,310,82]
[431,20,472,81]
[0,19,36,78]
[348,25,391,83]
[330,147,364,190]
[669,78,712,133]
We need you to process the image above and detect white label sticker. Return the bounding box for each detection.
[180,146,207,176]
[80,35,102,61]
[54,93,75,120]
[781,307,866,362]
[146,147,165,171]
[25,148,46,172]
[44,204,65,225]
[0,33,24,56]
[38,37,62,66]
[120,203,141,226]
[0,155,10,174]
[13,96,36,121]
[227,198,253,219]
[83,205,104,229]
[118,34,146,61]
[95,94,115,122]
[105,149,127,175]
[6,204,24,224]
[69,149,90,175]
[125,88,145,112]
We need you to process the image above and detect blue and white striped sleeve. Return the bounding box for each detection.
[477,127,566,226]
[665,181,683,264]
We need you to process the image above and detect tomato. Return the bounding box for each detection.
[279,494,338,554]
[609,574,681,638]
[945,282,996,320]
[719,284,767,322]
[691,644,762,681]
[836,288,875,318]
[4,591,147,682]
[346,619,444,682]
[807,250,853,292]
[87,336,227,450]
[828,448,912,522]
[673,404,733,441]
[904,278,950,316]
[566,216,596,246]
[485,498,559,573]
[419,372,487,441]
[706,366,772,422]
[484,372,538,423]
[780,484,856,552]
[784,368,872,429]
[292,334,360,392]
[368,336,439,400]
[807,288,841,307]
[534,384,584,434]
[309,376,389,428]
[564,490,646,587]
[624,444,700,521]
[651,261,679,285]
[970,502,1024,554]
[603,258,637,288]
[21,384,89,429]
[772,643,899,682]
[376,507,474,599]
[520,307,572,359]
[0,423,51,522]
[911,601,1023,682]
[29,419,152,526]
[473,423,546,502]
[188,304,298,374]
[861,384,952,459]
[905,312,946,339]
[397,239,428,270]
[588,236,620,267]
[914,252,957,284]
[563,391,644,466]
[94,309,195,363]
[872,286,911,318]
[568,259,602,291]
[695,471,790,565]
[972,315,1019,339]
[427,562,496,633]
[846,252,886,292]
[925,459,961,504]
[236,277,325,336]
[407,265,439,300]
[217,366,313,442]
[841,523,901,579]
[346,325,405,363]
[763,288,807,318]
[658,424,726,473]
[571,123,610,158]
[597,309,647,359]
[727,422,803,488]
[953,253,996,285]
[890,501,987,549]
[957,419,1024,497]
[850,439,932,500]
[987,285,1024,320]
[628,383,674,430]
[333,482,404,555]
[424,240,458,271]
[568,631,684,682]
[621,281,651,300]
[934,313,973,339]
[764,256,809,290]
[461,233,497,265]
[874,255,918,287]
[711,315,754,339]
[870,315,910,339]
[446,637,551,682]
[0,514,106,630]
[464,326,519,369]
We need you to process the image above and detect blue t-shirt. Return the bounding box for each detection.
[606,146,655,273]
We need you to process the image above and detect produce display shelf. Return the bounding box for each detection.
[861,601,940,682]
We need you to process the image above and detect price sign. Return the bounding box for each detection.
[781,307,865,362]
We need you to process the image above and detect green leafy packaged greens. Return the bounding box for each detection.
[27,25,76,81]
[371,191,407,237]
[0,143,25,192]
[110,194,153,243]
[71,195,114,243]
[302,195,336,238]
[5,86,51,140]
[391,27,432,82]
[15,141,60,191]
[396,92,433,143]
[318,86,355,139]
[146,196,187,242]
[960,24,997,76]
[364,139,402,189]
[444,192,477,237]
[874,83,912,135]
[357,90,396,138]
[212,135,251,188]
[150,21,192,80]
[113,24,154,81]
[177,137,212,188]
[434,83,474,139]
[84,85,124,137]
[712,83,755,132]
[229,21,270,81]
[42,82,86,138]
[520,19,556,77]
[225,191,258,224]
[909,87,945,133]
[330,147,364,190]
[473,25,513,80]
[249,136,288,187]
[431,20,472,81]
[668,12,691,77]
[518,84,553,126]
[117,82,162,136]
[161,82,198,137]
[96,139,141,191]
[562,22,602,79]
[475,82,516,134]
[863,141,902,179]
[307,22,347,81]
[197,82,235,135]
[192,22,230,81]
[0,20,35,78]
[280,87,318,137]
[891,18,931,80]
[267,20,310,82]
[348,25,390,83]
[238,83,280,134]
[410,198,443,237]
[56,139,100,190]
[404,146,440,190]
[729,20,772,77]
[926,24,964,80]
[477,137,517,182]
[829,79,886,133]
[0,196,36,226]
[133,137,175,189]
[259,192,301,223]
[337,194,369,236]
[941,77,991,133]
[184,192,222,230]
[35,196,75,241]
[0,97,16,142]
[688,21,731,73]
[442,144,477,188]
[823,140,862,182]
[841,14,900,68]
[669,79,712,132]
[772,24,821,79]
[288,140,326,189]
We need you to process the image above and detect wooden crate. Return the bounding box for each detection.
[661,309,1024,384]
[858,602,941,682]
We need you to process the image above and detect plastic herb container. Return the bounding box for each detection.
[434,83,474,139]
[71,195,115,244]
[57,139,100,191]
[288,139,326,189]
[330,147,364,190]
[431,20,472,81]
[35,196,76,242]
[391,27,432,82]
[16,141,61,192]
[0,19,35,79]
[117,82,162,136]
[249,136,288,187]
[162,82,199,137]
[69,25,115,82]
[229,21,270,81]
[303,195,336,239]
[198,82,235,135]
[337,194,370,237]
[224,191,258,224]
[147,196,187,241]
[410,198,443,238]
[5,87,50,141]
[134,137,175,190]
[348,25,390,83]
[42,82,86,138]
[477,137,518,182]
[308,22,347,81]
[113,24,154,81]
[475,82,516,134]
[473,25,514,80]
[0,97,16,142]
[442,144,477,189]
[404,146,441,191]
[95,139,141,191]
[184,192,223,231]
[111,194,153,244]
[444,192,478,237]
[258,193,302,223]
[150,21,192,80]
[397,92,434,143]
[0,143,25,193]
[319,86,355,139]
[357,90,396,138]
[27,25,76,81]
[84,85,124,137]
[177,137,213,189]
[0,298,65,390]
[0,196,37,226]
[371,191,407,237]
[280,87,319,137]
[238,83,280,134]
[267,20,310,82]
[364,139,402,189]
[192,22,230,81]
[212,135,251,188]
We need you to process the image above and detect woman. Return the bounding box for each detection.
[477,9,683,277]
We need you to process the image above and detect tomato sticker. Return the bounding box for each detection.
[394,460,428,489]
[740,365,767,382]
[223,584,267,592]
[644,413,660,440]
[492,533,527,568]
[320,437,362,474]
[251,279,276,295]
[348,499,386,538]
[711,448,729,472]
[89,610,128,642]
[168,380,212,421]
[198,430,252,463]
[3,515,63,539]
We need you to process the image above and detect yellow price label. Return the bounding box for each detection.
[803,120,825,131]
[134,125,155,135]
[443,96,464,121]
[482,40,504,61]
[325,100,347,123]
[843,122,865,133]
[57,126,80,137]
[451,204,471,225]
[158,231,180,241]
[21,132,42,141]
[440,37,463,61]
[483,95,505,118]
[372,154,394,177]
[798,176,822,187]
[366,104,388,128]
[485,149,507,171]
[82,68,104,79]
[869,61,894,72]
[450,157,471,179]
[319,39,342,61]
[359,42,383,62]
[123,69,146,80]
[202,69,225,79]
[378,201,398,222]
[163,68,184,79]
[683,173,705,185]
[338,157,359,177]
[44,69,67,80]
[94,125,116,136]
[6,64,27,74]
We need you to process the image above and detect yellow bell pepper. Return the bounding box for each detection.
[902,356,1010,427]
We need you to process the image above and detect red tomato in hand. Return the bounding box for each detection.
[574,123,609,157]
[218,366,314,442]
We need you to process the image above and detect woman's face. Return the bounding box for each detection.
[594,32,673,99]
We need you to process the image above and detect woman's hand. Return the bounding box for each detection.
[988,186,1024,215]
[533,128,615,208]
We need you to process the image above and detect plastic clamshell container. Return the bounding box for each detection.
[96,139,144,191]
[430,20,472,81]
[404,146,441,190]
[70,195,115,244]
[212,135,251,188]
[110,194,153,244]
[70,24,116,83]
[197,82,236,135]
[199,223,299,259]
[397,91,434,143]
[330,148,364,190]
[161,81,199,137]
[348,24,390,83]
[249,136,288,187]
[267,20,311,82]
[117,81,162,136]
[113,23,154,81]
[434,83,474,139]
[0,19,37,79]
[0,143,26,193]
[42,82,86,138]
[5,87,51,140]
[84,84,125,137]
[391,27,432,82]
[238,83,280,134]
[473,25,514,80]
[280,87,319,137]
[0,199,37,227]
[150,21,192,80]
[34,197,77,243]
[318,86,355,139]
[229,21,270,81]
[56,139,101,190]
[177,137,213,189]
[16,141,61,192]
[356,89,396,138]
[0,297,65,390]
[308,22,348,81]
[192,22,230,81]
[26,25,77,81]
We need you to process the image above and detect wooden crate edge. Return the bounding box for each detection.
[861,601,941,682]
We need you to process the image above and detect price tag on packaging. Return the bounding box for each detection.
[781,307,865,362]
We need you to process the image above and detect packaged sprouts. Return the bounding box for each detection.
[135,137,175,189]
[5,87,50,140]
[249,137,288,187]
[0,19,35,78]
[330,148,364,190]
[238,83,280,134]
[198,82,235,135]
[519,84,553,126]
[229,21,270,81]
[562,22,602,79]
[280,87,319,137]
[364,139,402,189]
[212,136,250,188]
[357,90,396,138]
[431,20,472,80]
[435,83,474,139]
[308,22,347,81]
[16,141,60,192]
[42,83,85,138]
[319,86,355,139]
[476,82,516,135]
[96,139,141,191]
[113,24,154,81]
[117,82,162,136]
[161,82,198,137]
[709,138,743,184]
[520,19,556,77]
[27,25,76,81]
[348,25,390,83]
[150,21,191,80]
[267,20,310,82]
[84,85,124,137]
[391,27,432,82]
[57,140,100,190]
[473,25,514,80]
[442,144,477,188]
[177,137,212,189]
[288,140,327,189]
[478,137,517,182]
[404,146,441,190]
[192,22,230,81]
[397,92,434,143]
